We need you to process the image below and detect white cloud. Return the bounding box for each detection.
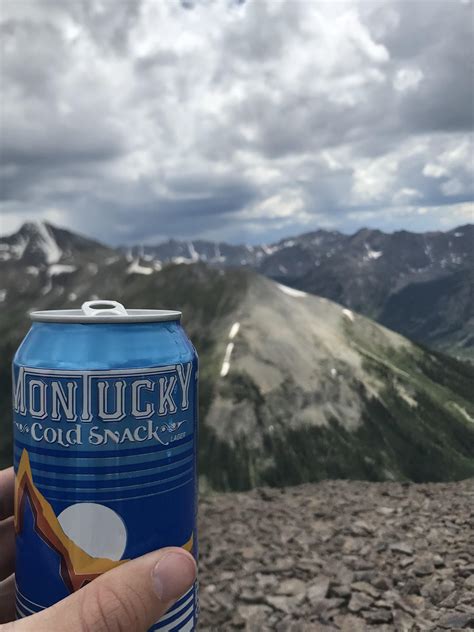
[393,67,424,92]
[0,0,472,243]
[423,163,447,178]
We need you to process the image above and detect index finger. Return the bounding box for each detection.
[0,468,14,521]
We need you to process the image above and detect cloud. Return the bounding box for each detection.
[0,0,472,245]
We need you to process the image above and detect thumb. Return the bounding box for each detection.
[13,548,197,632]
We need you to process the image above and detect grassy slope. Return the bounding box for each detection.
[200,318,474,491]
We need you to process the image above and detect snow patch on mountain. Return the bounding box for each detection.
[188,242,199,262]
[451,402,474,424]
[220,342,235,377]
[229,322,240,339]
[34,222,62,264]
[277,284,308,298]
[343,308,354,322]
[48,264,77,276]
[127,260,153,275]
[10,235,28,259]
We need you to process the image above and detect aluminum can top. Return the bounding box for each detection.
[29,299,182,324]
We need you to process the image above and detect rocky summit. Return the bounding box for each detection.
[198,479,474,631]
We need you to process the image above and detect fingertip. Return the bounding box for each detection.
[151,549,197,602]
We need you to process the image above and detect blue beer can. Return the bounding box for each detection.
[12,300,199,631]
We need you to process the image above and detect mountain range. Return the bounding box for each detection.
[127,225,474,361]
[2,220,472,359]
[0,221,473,487]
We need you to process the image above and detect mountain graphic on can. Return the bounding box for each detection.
[13,300,199,631]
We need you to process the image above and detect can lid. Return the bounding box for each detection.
[30,300,182,323]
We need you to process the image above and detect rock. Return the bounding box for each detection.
[420,577,441,601]
[239,589,266,604]
[276,578,307,596]
[464,574,474,589]
[396,594,424,615]
[400,557,415,568]
[197,479,474,630]
[334,615,367,632]
[390,542,414,556]
[351,520,375,535]
[265,594,304,614]
[412,556,435,576]
[240,544,264,560]
[402,578,421,595]
[439,589,459,608]
[393,609,415,632]
[331,584,351,598]
[437,611,474,629]
[348,592,373,612]
[433,554,445,568]
[362,608,393,623]
[373,576,391,591]
[307,576,330,602]
[314,597,345,620]
[377,506,395,516]
[237,603,272,624]
[351,581,380,598]
[438,579,456,600]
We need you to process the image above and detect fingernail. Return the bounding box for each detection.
[152,551,197,602]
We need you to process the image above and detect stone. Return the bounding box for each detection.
[362,608,393,623]
[373,576,391,591]
[265,594,304,614]
[237,603,273,623]
[331,584,351,598]
[307,576,330,602]
[420,577,441,601]
[400,557,415,568]
[437,611,474,629]
[439,590,459,608]
[412,556,435,576]
[393,609,415,632]
[197,479,474,630]
[438,579,456,600]
[464,574,474,589]
[276,578,307,596]
[377,506,395,516]
[348,592,373,612]
[390,542,414,555]
[351,581,380,598]
[433,554,445,568]
[334,615,367,632]
[239,590,266,604]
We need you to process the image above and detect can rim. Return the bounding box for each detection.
[29,309,182,323]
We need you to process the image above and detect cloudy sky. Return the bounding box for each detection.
[1,0,473,245]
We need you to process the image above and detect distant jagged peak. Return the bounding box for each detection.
[0,219,114,265]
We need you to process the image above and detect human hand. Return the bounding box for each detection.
[0,466,197,631]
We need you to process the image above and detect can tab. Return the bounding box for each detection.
[81,300,128,317]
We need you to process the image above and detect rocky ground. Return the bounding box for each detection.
[198,480,474,631]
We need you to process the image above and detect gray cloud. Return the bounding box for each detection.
[0,0,472,243]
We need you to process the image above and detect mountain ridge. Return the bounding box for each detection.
[1,220,472,360]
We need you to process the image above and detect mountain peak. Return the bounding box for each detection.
[18,220,62,264]
[20,219,51,233]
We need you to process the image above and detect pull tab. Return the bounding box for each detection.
[81,300,128,317]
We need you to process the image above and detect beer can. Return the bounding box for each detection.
[12,300,199,631]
